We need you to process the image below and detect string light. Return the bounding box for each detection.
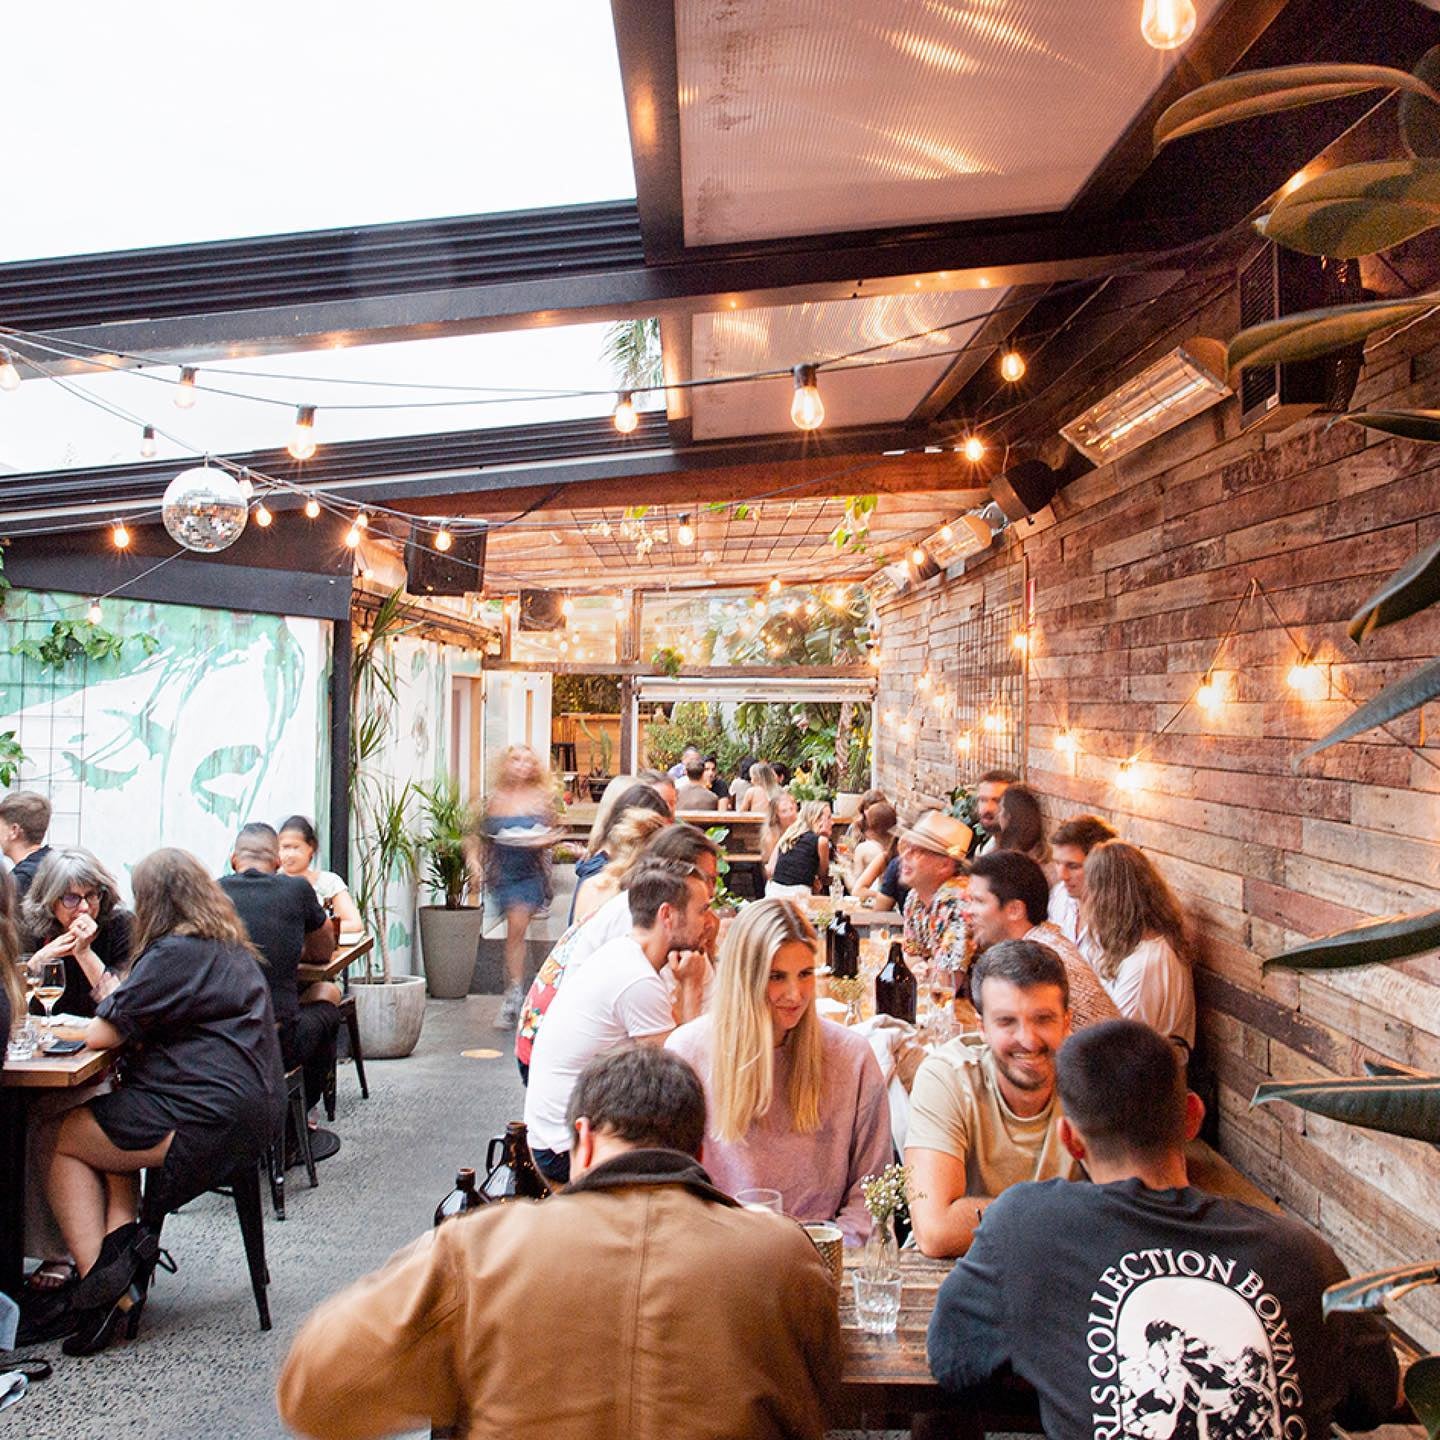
[962,435,986,464]
[174,367,198,409]
[1141,0,1197,50]
[140,424,157,459]
[112,521,131,549]
[354,511,369,530]
[982,711,1004,733]
[999,350,1027,383]
[345,525,362,548]
[1195,672,1224,713]
[918,671,932,691]
[254,501,273,527]
[956,731,973,753]
[288,404,317,460]
[1287,658,1327,701]
[677,513,695,547]
[1054,730,1078,755]
[769,578,781,595]
[1116,757,1143,791]
[561,596,575,617]
[899,719,914,740]
[87,599,103,624]
[434,528,453,552]
[911,547,928,567]
[612,391,639,434]
[304,497,321,519]
[939,524,954,542]
[790,363,825,431]
[1012,631,1030,655]
[869,649,882,668]
[0,349,20,391]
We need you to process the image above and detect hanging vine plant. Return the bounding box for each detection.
[8,618,159,671]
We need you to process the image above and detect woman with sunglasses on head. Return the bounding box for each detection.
[667,898,892,1244]
[20,848,132,1016]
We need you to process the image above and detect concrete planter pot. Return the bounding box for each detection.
[352,974,427,1059]
[419,905,484,998]
[832,791,865,822]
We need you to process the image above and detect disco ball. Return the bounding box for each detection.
[161,466,249,552]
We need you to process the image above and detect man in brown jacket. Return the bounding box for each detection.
[277,1046,841,1440]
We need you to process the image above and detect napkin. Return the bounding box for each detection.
[0,1373,25,1412]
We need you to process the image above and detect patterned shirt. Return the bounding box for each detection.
[1023,921,1121,1031]
[903,875,969,983]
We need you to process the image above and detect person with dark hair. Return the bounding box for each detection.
[277,814,363,932]
[928,1020,1398,1440]
[846,800,897,897]
[994,784,1049,866]
[966,851,1118,1030]
[46,848,286,1356]
[278,1046,840,1440]
[675,754,719,812]
[515,825,721,1080]
[1047,814,1117,965]
[21,847,133,1017]
[969,769,1018,858]
[219,822,339,1124]
[524,860,713,1183]
[904,940,1078,1258]
[702,755,730,810]
[1,790,52,897]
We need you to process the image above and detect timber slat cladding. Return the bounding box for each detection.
[875,297,1440,1349]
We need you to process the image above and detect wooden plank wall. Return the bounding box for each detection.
[874,306,1440,1349]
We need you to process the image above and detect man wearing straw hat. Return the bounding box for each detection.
[894,810,973,991]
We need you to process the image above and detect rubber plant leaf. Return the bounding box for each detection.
[1256,159,1440,258]
[1322,1262,1440,1317]
[1346,531,1440,640]
[1293,655,1440,764]
[1227,294,1440,373]
[1252,1074,1440,1144]
[1154,64,1440,149]
[1399,46,1440,160]
[1404,1354,1440,1440]
[1262,908,1440,972]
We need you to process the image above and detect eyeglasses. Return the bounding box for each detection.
[60,890,103,910]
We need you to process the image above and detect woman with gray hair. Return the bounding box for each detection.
[21,847,132,1017]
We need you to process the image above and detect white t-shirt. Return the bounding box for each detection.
[524,934,675,1152]
[1100,936,1195,1050]
[1048,882,1102,968]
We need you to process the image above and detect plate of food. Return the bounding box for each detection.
[491,823,567,850]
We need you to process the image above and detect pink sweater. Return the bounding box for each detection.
[667,1015,893,1245]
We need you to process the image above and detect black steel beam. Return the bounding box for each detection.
[328,619,352,883]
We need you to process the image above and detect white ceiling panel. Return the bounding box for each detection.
[690,288,1001,438]
[675,0,1222,245]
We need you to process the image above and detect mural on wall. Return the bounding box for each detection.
[0,588,329,897]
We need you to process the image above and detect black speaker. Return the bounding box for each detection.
[520,588,566,631]
[404,525,486,597]
[991,460,1060,523]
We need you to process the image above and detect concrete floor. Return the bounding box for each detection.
[11,995,526,1440]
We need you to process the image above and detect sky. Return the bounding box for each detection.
[0,2,642,473]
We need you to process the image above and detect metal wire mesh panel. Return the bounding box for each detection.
[948,591,1026,780]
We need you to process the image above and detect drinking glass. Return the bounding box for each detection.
[853,1270,903,1334]
[736,1187,784,1214]
[16,960,40,1045]
[34,958,66,1041]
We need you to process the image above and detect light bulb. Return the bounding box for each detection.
[254,502,273,528]
[562,597,575,617]
[1195,673,1223,713]
[677,514,695,547]
[940,525,954,542]
[112,521,131,549]
[918,672,932,691]
[1055,730,1078,755]
[911,547,927,567]
[434,528,452,552]
[956,731,972,753]
[1141,0,1197,49]
[1287,659,1327,701]
[304,497,321,519]
[613,392,639,434]
[868,650,882,668]
[140,425,157,459]
[175,366,197,408]
[982,712,1004,734]
[753,599,765,612]
[87,599,103,624]
[354,511,369,530]
[899,720,914,740]
[1117,757,1143,792]
[0,349,20,391]
[1000,350,1027,383]
[1013,631,1030,654]
[345,526,362,548]
[769,577,781,595]
[288,404,317,460]
[962,435,986,463]
[790,363,824,431]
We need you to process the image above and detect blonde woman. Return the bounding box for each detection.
[759,791,799,867]
[667,899,891,1243]
[738,762,781,815]
[571,810,670,925]
[764,801,832,897]
[1082,841,1194,1052]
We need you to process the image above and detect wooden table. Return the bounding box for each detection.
[1,1042,117,1298]
[299,934,374,988]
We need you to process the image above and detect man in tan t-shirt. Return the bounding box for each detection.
[905,940,1078,1258]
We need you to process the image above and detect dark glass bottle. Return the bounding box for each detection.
[434,1167,487,1226]
[827,908,860,979]
[875,941,917,1023]
[482,1121,550,1201]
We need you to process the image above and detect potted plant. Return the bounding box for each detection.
[579,716,615,801]
[416,777,484,999]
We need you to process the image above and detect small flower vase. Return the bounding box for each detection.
[862,1211,899,1277]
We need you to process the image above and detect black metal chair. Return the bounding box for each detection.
[324,992,369,1121]
[268,1066,316,1219]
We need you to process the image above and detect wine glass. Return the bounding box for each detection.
[11,959,40,1055]
[33,958,66,1044]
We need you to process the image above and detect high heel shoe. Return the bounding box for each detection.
[72,1223,159,1312]
[63,1278,145,1357]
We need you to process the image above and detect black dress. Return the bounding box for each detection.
[771,831,822,890]
[90,934,286,1209]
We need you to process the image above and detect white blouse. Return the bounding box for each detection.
[1100,936,1195,1050]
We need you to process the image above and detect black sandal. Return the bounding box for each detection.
[10,1359,52,1382]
